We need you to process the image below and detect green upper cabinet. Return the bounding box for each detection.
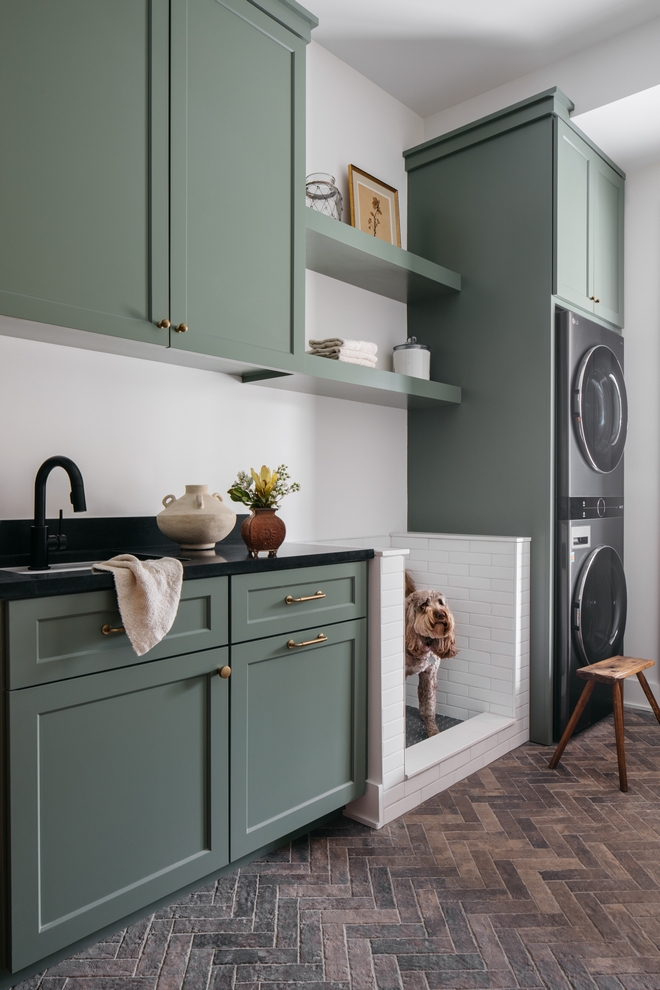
[168,0,310,368]
[555,119,624,328]
[0,0,315,367]
[0,0,170,346]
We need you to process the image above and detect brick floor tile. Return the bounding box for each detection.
[346,939,376,990]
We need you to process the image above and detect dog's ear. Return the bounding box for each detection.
[404,570,416,598]
[432,633,458,660]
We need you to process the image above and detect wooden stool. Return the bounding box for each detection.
[549,655,660,792]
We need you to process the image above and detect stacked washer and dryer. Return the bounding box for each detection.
[555,310,628,738]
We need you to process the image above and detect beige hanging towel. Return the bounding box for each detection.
[92,554,184,656]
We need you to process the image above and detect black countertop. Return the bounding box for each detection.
[0,517,373,601]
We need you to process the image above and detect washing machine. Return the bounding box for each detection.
[555,310,628,739]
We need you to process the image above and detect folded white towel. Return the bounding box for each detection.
[308,350,377,367]
[92,554,184,656]
[309,338,378,356]
[338,355,378,367]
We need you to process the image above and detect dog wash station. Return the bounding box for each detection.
[318,531,531,828]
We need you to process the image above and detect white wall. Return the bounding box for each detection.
[621,162,660,707]
[423,16,660,141]
[305,42,424,370]
[0,42,415,541]
[0,333,406,540]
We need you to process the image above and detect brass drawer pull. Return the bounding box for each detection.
[101,623,125,636]
[287,633,327,649]
[218,665,232,679]
[285,590,325,604]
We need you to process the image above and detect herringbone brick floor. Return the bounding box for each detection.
[15,710,660,990]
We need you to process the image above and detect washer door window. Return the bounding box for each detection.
[574,345,628,473]
[574,545,627,665]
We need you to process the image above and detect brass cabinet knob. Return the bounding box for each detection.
[156,319,171,329]
[594,298,600,304]
[218,665,232,678]
[589,296,601,304]
[174,323,189,333]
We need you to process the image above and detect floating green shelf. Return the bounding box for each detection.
[305,209,461,302]
[243,355,461,410]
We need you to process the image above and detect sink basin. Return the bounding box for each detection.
[1,554,187,575]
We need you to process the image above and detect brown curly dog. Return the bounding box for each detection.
[405,571,458,737]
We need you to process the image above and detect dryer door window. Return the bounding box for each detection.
[574,545,627,665]
[574,345,628,473]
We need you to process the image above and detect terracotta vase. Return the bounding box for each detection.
[241,507,286,558]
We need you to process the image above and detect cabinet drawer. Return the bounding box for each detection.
[6,576,228,689]
[230,562,367,643]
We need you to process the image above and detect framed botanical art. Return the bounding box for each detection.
[348,165,401,247]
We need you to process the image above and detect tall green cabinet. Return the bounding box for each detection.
[403,89,625,745]
[0,0,315,368]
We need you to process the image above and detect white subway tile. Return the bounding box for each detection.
[383,791,425,821]
[469,564,514,581]
[470,541,514,555]
[382,670,405,692]
[468,686,512,706]
[491,579,515,593]
[428,539,471,552]
[490,627,515,644]
[383,768,406,791]
[488,702,515,717]
[382,686,403,709]
[382,782,406,806]
[447,669,491,689]
[491,604,514,617]
[468,638,513,656]
[383,703,405,724]
[380,594,405,614]
[470,589,514,606]
[450,551,492,565]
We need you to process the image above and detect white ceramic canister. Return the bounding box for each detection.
[156,485,236,550]
[392,337,431,379]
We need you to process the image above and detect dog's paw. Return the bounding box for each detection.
[425,723,440,737]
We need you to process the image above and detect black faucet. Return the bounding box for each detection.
[29,456,87,570]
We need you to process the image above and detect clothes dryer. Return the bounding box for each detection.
[556,310,627,498]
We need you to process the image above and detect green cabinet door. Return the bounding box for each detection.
[169,0,307,369]
[230,619,367,860]
[8,648,229,972]
[591,154,624,328]
[555,119,624,328]
[0,0,170,345]
[556,121,591,314]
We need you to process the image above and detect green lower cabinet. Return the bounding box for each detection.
[230,619,367,860]
[8,648,229,973]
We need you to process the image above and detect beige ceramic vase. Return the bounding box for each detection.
[157,485,236,550]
